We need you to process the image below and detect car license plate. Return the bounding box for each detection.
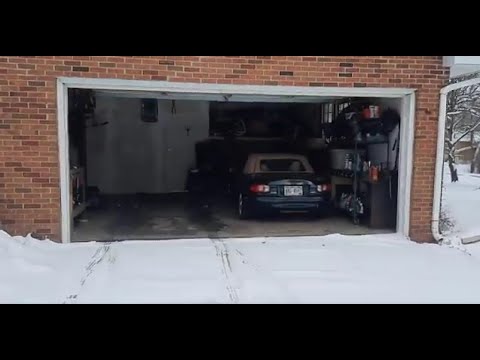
[284,186,303,196]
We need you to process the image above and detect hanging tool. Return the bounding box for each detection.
[391,128,400,199]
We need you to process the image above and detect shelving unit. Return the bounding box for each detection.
[330,135,391,226]
[352,138,361,225]
[352,134,392,224]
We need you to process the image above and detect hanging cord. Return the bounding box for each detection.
[171,100,177,115]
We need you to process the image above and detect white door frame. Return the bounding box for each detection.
[57,77,416,243]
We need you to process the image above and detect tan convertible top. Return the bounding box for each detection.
[243,153,314,174]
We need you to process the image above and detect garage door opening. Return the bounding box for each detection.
[64,84,408,243]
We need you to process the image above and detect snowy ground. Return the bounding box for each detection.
[442,163,480,239]
[2,230,480,303]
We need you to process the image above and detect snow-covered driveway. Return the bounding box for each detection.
[2,230,480,304]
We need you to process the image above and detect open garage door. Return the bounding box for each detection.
[57,78,415,243]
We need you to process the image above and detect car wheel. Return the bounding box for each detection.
[238,193,251,219]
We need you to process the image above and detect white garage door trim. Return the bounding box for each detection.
[57,77,416,244]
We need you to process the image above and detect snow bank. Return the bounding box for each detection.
[0,230,96,304]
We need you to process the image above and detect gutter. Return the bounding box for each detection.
[432,77,480,243]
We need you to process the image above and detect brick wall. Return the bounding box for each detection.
[0,56,449,242]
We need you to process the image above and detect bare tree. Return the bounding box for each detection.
[472,144,480,173]
[445,84,480,181]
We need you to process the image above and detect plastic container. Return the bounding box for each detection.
[329,149,366,170]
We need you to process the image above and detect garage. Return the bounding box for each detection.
[58,78,415,243]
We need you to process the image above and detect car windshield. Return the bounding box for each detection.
[259,159,307,172]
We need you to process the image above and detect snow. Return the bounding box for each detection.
[442,163,480,239]
[3,230,480,303]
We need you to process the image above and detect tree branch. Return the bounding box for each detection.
[453,121,480,146]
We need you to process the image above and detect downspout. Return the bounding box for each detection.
[432,77,480,242]
[432,90,447,242]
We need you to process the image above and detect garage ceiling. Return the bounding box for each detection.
[94,89,342,104]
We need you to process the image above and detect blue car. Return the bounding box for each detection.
[235,153,332,219]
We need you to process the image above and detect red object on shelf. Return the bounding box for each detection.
[362,106,381,119]
[363,108,370,119]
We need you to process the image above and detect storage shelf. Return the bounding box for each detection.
[72,203,87,219]
[359,117,382,122]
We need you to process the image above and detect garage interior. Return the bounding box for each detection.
[67,88,402,242]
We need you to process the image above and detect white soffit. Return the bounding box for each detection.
[443,56,480,78]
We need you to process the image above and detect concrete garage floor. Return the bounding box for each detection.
[71,194,393,242]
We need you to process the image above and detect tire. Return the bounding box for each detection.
[238,193,252,219]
